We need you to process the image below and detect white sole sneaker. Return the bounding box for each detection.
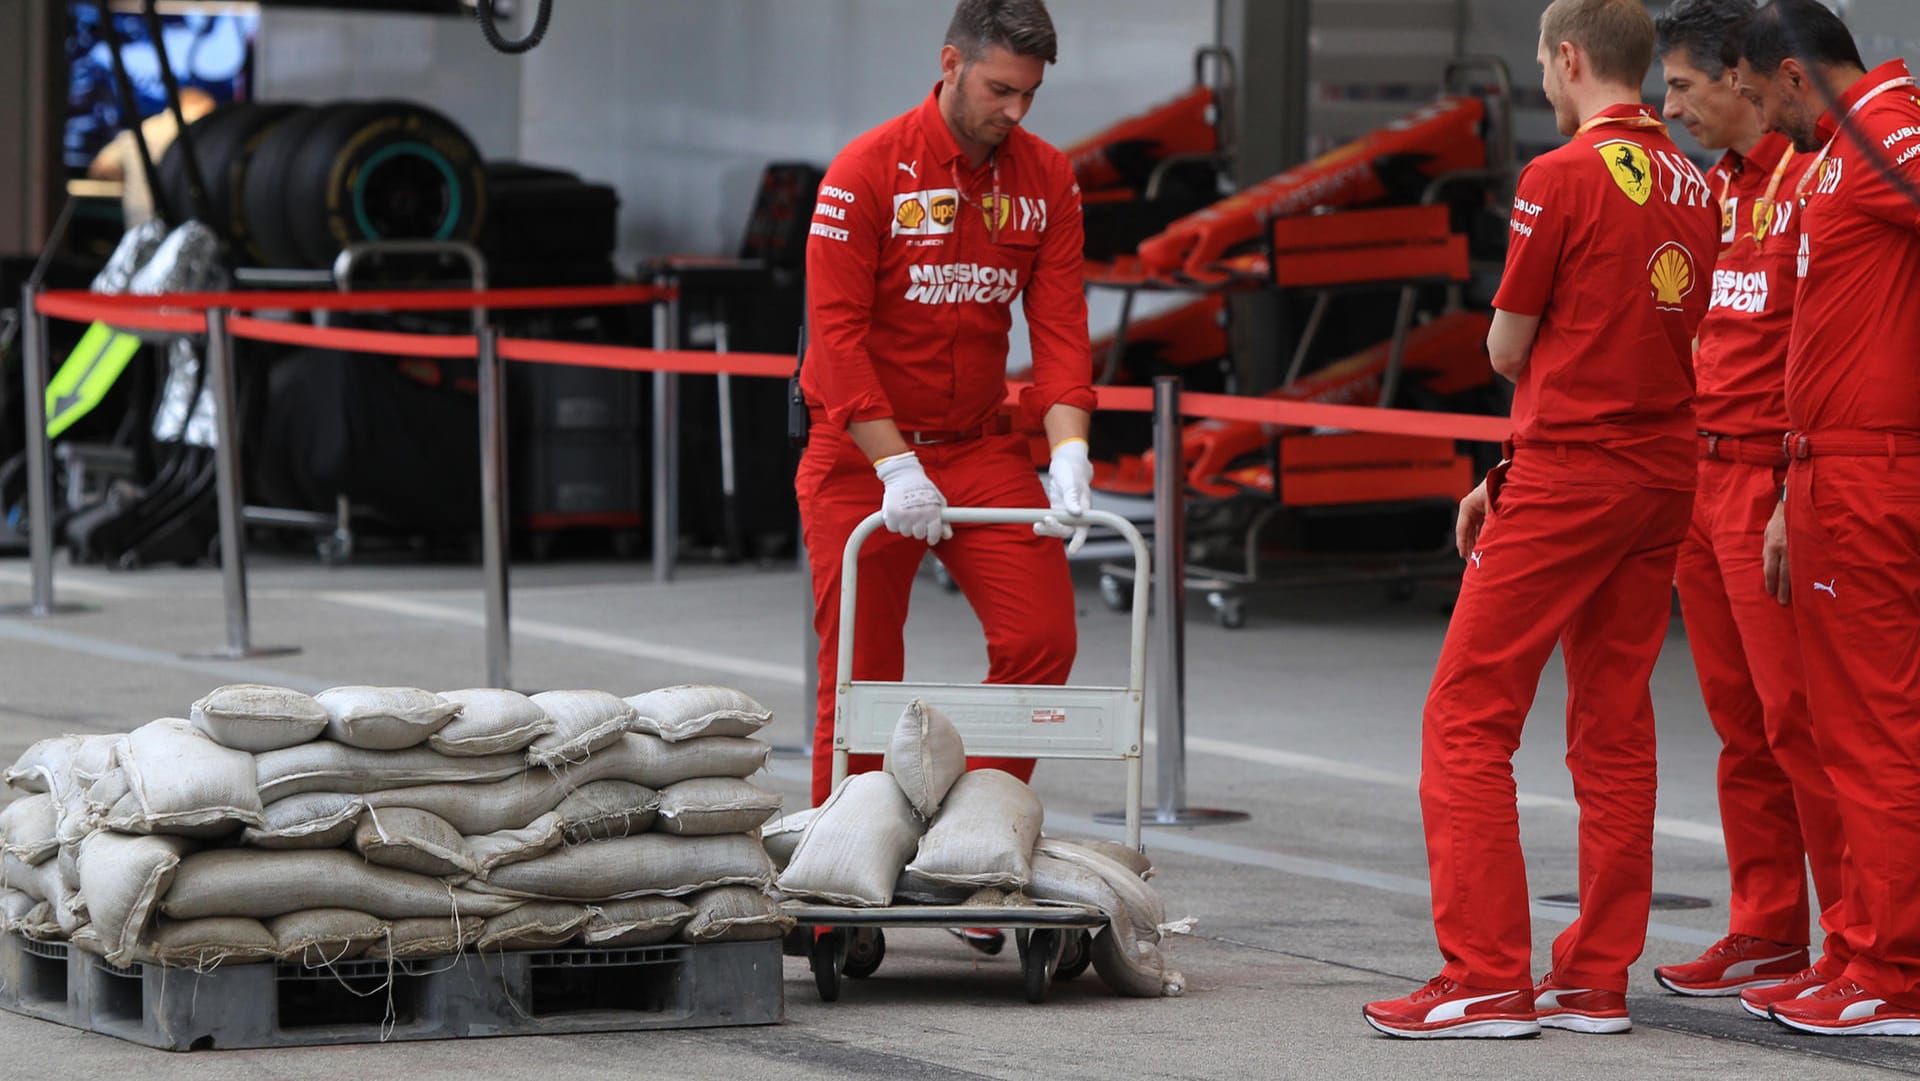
[1654,972,1787,998]
[1363,1014,1541,1039]
[1538,1013,1632,1034]
[1770,1012,1920,1037]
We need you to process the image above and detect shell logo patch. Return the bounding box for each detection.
[1648,242,1697,309]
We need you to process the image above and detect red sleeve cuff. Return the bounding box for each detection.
[1019,383,1097,425]
[823,392,893,429]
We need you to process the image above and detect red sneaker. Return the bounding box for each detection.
[1653,934,1808,997]
[1534,974,1631,1033]
[1363,976,1539,1039]
[1738,965,1827,1020]
[948,928,1005,956]
[1770,978,1920,1036]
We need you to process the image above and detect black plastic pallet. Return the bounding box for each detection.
[0,933,783,1051]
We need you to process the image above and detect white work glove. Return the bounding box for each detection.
[875,451,952,545]
[1035,438,1092,555]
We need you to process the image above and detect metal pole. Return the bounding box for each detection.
[20,286,55,616]
[1144,376,1247,827]
[188,309,296,659]
[714,320,742,562]
[478,326,511,688]
[651,277,680,583]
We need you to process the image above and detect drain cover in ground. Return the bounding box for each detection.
[1536,892,1711,911]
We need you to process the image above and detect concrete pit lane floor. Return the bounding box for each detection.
[2,552,1917,1080]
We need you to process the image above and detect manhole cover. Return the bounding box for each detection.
[1536,892,1712,911]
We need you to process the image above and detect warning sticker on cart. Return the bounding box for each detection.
[1031,709,1067,724]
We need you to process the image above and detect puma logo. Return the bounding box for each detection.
[898,160,919,179]
[1469,551,1483,569]
[1812,579,1837,598]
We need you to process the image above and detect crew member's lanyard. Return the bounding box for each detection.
[1574,106,1667,137]
[1717,146,1798,247]
[949,155,1003,245]
[1795,76,1918,204]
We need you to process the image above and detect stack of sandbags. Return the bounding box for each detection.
[768,697,1187,998]
[0,682,792,970]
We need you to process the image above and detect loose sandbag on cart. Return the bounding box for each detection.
[433,688,555,756]
[316,687,462,751]
[109,719,265,837]
[1040,836,1154,880]
[189,684,329,752]
[760,807,820,870]
[625,685,773,742]
[526,690,635,769]
[1028,853,1186,998]
[777,772,923,906]
[653,778,782,837]
[885,699,965,819]
[904,769,1043,890]
[582,897,692,947]
[1035,838,1167,934]
[679,887,793,943]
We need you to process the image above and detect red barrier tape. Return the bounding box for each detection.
[499,338,794,378]
[1005,383,1511,444]
[34,291,206,333]
[36,284,675,316]
[228,315,480,359]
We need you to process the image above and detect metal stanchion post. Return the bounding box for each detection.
[187,309,297,659]
[1099,376,1246,828]
[651,278,679,583]
[2,286,84,618]
[478,326,511,688]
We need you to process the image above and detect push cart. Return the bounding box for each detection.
[787,506,1150,1004]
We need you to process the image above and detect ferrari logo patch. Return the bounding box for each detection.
[1598,140,1652,206]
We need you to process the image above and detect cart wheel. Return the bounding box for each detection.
[1021,928,1061,1003]
[1056,930,1093,981]
[1207,592,1246,630]
[843,927,885,979]
[810,930,845,1002]
[1099,574,1127,612]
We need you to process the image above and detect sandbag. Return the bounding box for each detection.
[161,850,521,921]
[554,781,658,844]
[243,792,366,849]
[0,886,36,931]
[653,778,781,837]
[477,902,591,951]
[776,772,923,906]
[16,902,62,939]
[477,833,774,901]
[70,925,105,957]
[1033,838,1167,939]
[5,734,119,795]
[467,813,565,876]
[611,733,770,787]
[624,685,772,742]
[256,744,526,802]
[760,807,819,871]
[136,917,279,968]
[0,853,54,900]
[1027,853,1184,998]
[581,897,691,947]
[1042,835,1154,880]
[110,719,265,835]
[353,807,475,877]
[190,684,329,752]
[77,831,195,966]
[83,769,131,816]
[904,769,1043,889]
[885,699,965,819]
[369,915,484,959]
[1,794,58,865]
[270,908,390,965]
[892,870,973,905]
[679,887,792,943]
[316,686,461,750]
[526,690,635,768]
[432,688,554,756]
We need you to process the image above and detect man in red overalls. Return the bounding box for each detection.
[1649,0,1850,1011]
[796,0,1095,948]
[1735,0,1920,1036]
[1363,0,1717,1039]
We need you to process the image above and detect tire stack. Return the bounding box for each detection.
[157,100,489,269]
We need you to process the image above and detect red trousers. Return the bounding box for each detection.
[1787,452,1920,1006]
[1674,456,1849,966]
[797,424,1075,806]
[1422,451,1693,993]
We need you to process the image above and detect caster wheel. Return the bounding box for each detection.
[810,930,845,1002]
[1207,592,1246,630]
[843,927,885,979]
[1099,573,1127,612]
[1056,930,1093,981]
[1020,928,1061,1003]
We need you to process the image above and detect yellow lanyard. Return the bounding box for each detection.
[1718,146,1798,247]
[1574,107,1668,137]
[1795,76,1918,204]
[948,156,1004,245]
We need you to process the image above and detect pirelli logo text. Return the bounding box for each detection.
[903,263,1020,305]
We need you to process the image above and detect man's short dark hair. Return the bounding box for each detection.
[946,0,1058,65]
[1656,0,1758,78]
[1741,0,1864,73]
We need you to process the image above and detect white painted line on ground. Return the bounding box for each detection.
[0,567,142,600]
[313,591,808,685]
[0,618,338,692]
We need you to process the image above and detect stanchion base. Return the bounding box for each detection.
[1092,807,1251,827]
[180,645,303,661]
[0,602,93,618]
